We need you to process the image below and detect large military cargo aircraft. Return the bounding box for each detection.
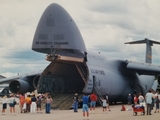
[0,3,160,107]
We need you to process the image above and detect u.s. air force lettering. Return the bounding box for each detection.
[90,69,105,75]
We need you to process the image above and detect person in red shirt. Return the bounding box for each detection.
[134,94,138,105]
[89,92,97,113]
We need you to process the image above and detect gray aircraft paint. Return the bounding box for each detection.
[32,3,87,59]
[32,3,159,102]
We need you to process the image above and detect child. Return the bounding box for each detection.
[154,95,159,113]
[22,100,27,113]
[1,95,8,115]
[101,97,107,113]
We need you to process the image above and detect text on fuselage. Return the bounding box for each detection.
[90,69,105,75]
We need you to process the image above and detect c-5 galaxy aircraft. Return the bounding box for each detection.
[1,3,160,106]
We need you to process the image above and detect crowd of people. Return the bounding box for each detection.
[72,90,160,119]
[73,92,111,120]
[1,92,53,115]
[127,90,160,115]
[3,90,160,119]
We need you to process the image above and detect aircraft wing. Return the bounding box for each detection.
[0,70,42,84]
[125,60,160,75]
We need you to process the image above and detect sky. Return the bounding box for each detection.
[0,0,160,77]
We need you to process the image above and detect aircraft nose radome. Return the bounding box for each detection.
[32,3,87,55]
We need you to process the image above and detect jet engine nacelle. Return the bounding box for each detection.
[9,77,35,94]
[33,75,40,88]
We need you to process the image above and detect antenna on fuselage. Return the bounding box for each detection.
[125,38,160,63]
[50,45,56,56]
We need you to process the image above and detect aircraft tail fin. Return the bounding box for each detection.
[0,86,10,97]
[0,75,5,79]
[125,38,160,63]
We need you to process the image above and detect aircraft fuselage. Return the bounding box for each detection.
[37,50,154,103]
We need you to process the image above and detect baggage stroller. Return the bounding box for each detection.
[132,104,145,116]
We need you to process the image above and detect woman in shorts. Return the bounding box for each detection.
[1,95,8,115]
[9,94,16,115]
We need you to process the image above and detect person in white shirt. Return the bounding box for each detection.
[1,95,8,115]
[9,94,16,115]
[145,90,153,115]
[101,97,108,113]
[138,93,145,106]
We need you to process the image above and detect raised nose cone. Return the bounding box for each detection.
[32,3,87,59]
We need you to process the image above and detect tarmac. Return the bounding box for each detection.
[1,101,160,120]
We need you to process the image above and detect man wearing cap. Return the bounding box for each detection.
[73,93,79,112]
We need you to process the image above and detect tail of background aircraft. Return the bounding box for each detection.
[0,86,10,97]
[125,38,160,63]
[0,75,5,79]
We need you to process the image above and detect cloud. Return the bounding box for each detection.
[0,0,160,77]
